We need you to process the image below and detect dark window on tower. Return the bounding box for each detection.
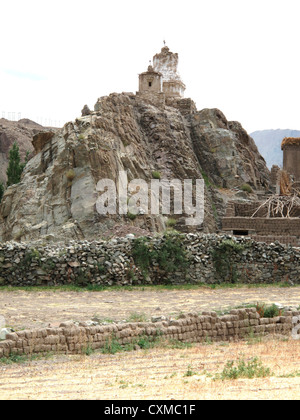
[149,82,152,87]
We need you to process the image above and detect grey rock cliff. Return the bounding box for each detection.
[0,93,270,242]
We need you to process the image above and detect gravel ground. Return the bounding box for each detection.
[0,285,299,400]
[0,286,299,330]
[1,338,300,400]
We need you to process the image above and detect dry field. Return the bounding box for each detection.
[0,337,300,400]
[0,285,299,400]
[1,285,299,330]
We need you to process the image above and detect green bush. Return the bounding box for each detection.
[127,212,137,221]
[211,239,245,283]
[166,218,177,228]
[152,171,161,180]
[132,233,188,277]
[132,237,152,274]
[154,234,188,273]
[215,357,271,380]
[256,303,281,318]
[241,184,253,194]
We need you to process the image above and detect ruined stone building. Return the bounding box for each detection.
[137,45,196,115]
[282,137,300,186]
[152,46,186,98]
[222,137,300,247]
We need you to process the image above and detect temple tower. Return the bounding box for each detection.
[153,45,186,98]
[138,65,162,94]
[281,137,300,182]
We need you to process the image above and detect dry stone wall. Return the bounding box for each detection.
[1,308,299,358]
[0,233,300,286]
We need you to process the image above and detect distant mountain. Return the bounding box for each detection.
[250,129,300,169]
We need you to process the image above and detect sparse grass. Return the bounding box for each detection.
[204,335,213,345]
[0,282,298,293]
[184,364,198,377]
[1,338,300,399]
[101,334,159,355]
[101,337,127,355]
[82,344,94,356]
[246,328,264,345]
[201,171,215,189]
[0,352,53,365]
[214,357,272,381]
[164,339,193,350]
[126,312,148,323]
[66,169,76,182]
[279,371,300,378]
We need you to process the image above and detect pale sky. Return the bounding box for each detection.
[0,0,299,133]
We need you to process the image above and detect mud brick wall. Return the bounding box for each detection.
[222,217,300,246]
[233,202,264,217]
[1,308,299,358]
[223,217,300,233]
[224,202,266,218]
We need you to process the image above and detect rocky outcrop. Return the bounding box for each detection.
[0,93,270,242]
[0,118,52,184]
[190,109,270,189]
[32,131,55,154]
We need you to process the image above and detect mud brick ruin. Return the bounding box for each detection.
[1,307,299,358]
[222,137,300,246]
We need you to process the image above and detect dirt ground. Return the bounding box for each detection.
[0,286,299,330]
[0,285,299,400]
[1,338,300,400]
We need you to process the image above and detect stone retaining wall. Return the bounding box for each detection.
[0,233,300,286]
[0,308,299,358]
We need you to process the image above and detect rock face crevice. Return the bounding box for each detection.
[0,93,270,242]
[189,109,270,190]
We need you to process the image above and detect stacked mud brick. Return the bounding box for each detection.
[1,308,299,358]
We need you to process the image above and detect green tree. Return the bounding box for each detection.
[6,143,29,187]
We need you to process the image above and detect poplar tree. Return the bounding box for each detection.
[6,142,29,187]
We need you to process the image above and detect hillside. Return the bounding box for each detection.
[250,129,300,169]
[0,119,50,184]
[0,93,270,242]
